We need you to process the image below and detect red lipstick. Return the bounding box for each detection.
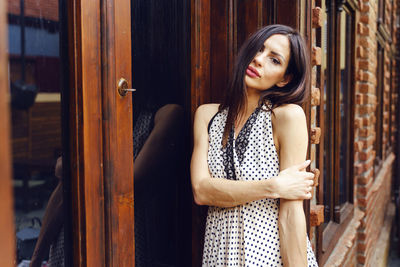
[246,66,260,78]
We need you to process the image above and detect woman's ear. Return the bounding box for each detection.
[276,74,293,87]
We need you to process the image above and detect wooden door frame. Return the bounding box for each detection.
[0,0,16,266]
[68,0,134,265]
[0,0,134,266]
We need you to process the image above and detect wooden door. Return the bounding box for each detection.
[0,0,134,266]
[191,0,311,265]
[69,0,134,265]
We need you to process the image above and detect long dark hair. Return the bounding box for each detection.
[219,24,310,146]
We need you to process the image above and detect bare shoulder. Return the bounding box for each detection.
[271,104,307,146]
[194,103,220,126]
[272,104,306,123]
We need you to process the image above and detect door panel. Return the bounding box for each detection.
[3,0,71,266]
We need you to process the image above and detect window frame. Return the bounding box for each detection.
[375,39,385,171]
[317,0,357,264]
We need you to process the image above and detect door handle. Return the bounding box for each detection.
[117,78,136,97]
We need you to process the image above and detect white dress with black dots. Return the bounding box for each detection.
[203,105,318,266]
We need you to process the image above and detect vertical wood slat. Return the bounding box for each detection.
[101,0,134,265]
[236,0,258,47]
[333,5,342,223]
[191,0,211,117]
[70,0,106,265]
[276,0,301,29]
[210,0,229,103]
[191,2,211,265]
[325,0,335,224]
[68,0,84,265]
[0,0,16,266]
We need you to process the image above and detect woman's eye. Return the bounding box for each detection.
[271,58,281,65]
[259,46,264,53]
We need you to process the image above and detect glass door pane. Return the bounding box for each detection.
[7,0,69,265]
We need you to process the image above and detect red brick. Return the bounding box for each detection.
[358,148,373,161]
[360,14,368,24]
[356,82,375,94]
[360,2,370,12]
[354,141,363,153]
[312,7,323,28]
[358,59,370,70]
[310,127,321,144]
[358,37,372,49]
[358,232,366,242]
[310,205,324,227]
[311,46,322,66]
[311,87,320,106]
[359,126,374,138]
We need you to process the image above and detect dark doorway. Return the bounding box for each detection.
[131,1,192,266]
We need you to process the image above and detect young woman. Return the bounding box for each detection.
[191,24,318,266]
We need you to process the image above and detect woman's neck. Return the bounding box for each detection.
[243,88,262,114]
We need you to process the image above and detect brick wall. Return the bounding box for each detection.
[309,0,399,266]
[355,1,395,266]
[7,0,58,21]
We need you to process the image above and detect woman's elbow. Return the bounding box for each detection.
[193,193,205,205]
[192,182,207,206]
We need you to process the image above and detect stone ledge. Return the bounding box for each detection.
[324,208,364,267]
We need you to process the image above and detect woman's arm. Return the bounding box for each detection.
[273,104,309,267]
[190,104,315,208]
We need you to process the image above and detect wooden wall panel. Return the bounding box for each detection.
[191,0,211,116]
[210,0,230,103]
[276,0,301,29]
[0,0,16,266]
[236,0,259,46]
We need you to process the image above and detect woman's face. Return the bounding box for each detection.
[244,34,292,92]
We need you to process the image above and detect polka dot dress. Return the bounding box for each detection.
[203,105,318,266]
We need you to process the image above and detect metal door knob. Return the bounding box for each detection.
[117,78,136,96]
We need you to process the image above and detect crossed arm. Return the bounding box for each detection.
[190,104,314,208]
[273,104,309,267]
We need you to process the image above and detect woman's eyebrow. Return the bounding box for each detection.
[270,51,286,63]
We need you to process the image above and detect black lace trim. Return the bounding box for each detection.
[222,107,261,180]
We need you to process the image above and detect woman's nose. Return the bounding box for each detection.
[253,53,263,67]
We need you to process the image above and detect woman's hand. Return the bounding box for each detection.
[272,160,315,200]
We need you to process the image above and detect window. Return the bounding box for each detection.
[317,0,356,264]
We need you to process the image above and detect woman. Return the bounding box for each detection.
[191,24,318,266]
